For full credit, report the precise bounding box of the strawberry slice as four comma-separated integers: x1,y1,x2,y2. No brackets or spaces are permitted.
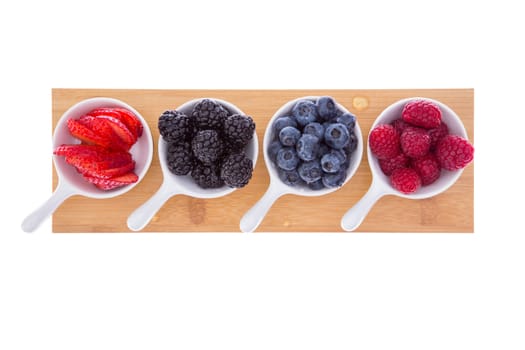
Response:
112,107,143,138
93,115,137,147
83,172,138,190
54,144,108,158
67,118,113,148
89,107,143,139
78,115,131,151
95,161,135,179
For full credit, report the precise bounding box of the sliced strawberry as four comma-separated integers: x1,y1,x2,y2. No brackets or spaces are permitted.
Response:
84,171,138,190
95,161,135,179
94,115,137,147
67,118,113,148
54,144,108,158
112,107,143,138
67,151,132,177
89,107,143,139
78,115,131,151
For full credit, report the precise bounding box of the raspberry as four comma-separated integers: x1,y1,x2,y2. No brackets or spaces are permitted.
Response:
369,124,400,159
391,118,409,134
378,153,410,176
428,122,449,150
436,135,474,170
400,127,431,158
402,100,442,129
411,153,441,185
390,168,421,194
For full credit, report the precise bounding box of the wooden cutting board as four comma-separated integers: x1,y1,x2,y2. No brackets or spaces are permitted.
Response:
52,89,474,233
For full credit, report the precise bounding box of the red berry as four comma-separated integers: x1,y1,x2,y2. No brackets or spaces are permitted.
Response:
67,118,112,148
436,135,474,170
83,172,138,190
400,127,431,158
391,118,409,134
369,124,400,159
390,168,421,194
94,115,137,147
378,153,410,176
54,144,108,158
402,100,442,129
412,153,441,185
78,115,131,151
88,107,143,139
428,122,449,150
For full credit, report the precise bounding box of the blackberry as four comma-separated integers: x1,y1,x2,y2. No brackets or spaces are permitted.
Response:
192,130,224,165
166,141,193,175
191,99,228,130
223,114,255,148
158,110,193,143
220,153,253,188
191,162,224,189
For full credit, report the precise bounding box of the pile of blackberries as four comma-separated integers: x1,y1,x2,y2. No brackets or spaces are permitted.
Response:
159,99,255,189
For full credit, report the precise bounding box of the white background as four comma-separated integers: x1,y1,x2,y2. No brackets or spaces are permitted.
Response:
1,1,524,349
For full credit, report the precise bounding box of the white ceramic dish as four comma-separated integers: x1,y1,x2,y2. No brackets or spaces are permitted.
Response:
240,96,363,233
21,97,153,233
127,98,258,231
340,97,469,232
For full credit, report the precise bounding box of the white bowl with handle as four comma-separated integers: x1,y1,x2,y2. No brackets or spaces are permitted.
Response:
340,97,469,232
21,97,153,233
240,96,363,233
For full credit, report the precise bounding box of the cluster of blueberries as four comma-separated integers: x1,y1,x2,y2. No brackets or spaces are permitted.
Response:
268,97,358,189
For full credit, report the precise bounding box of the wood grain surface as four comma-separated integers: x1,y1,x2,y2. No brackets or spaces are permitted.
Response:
51,89,474,233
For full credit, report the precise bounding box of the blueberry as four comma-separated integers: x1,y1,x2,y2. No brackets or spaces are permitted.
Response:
296,134,320,161
276,147,300,171
273,116,298,133
321,152,343,173
316,142,330,159
347,132,358,153
292,100,318,127
303,122,325,141
336,112,356,131
322,169,347,188
279,126,301,146
330,149,347,164
308,179,325,190
268,140,282,162
316,96,338,121
278,168,303,187
298,160,322,183
324,123,350,149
